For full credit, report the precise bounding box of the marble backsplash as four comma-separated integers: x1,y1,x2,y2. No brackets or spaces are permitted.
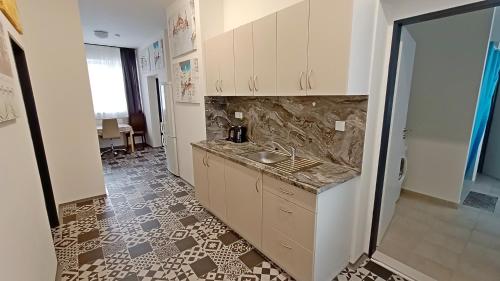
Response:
204,96,368,171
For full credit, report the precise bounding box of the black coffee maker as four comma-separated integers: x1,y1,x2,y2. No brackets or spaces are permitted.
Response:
227,126,247,143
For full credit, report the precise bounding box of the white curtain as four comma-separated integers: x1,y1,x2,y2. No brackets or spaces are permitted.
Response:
85,44,128,119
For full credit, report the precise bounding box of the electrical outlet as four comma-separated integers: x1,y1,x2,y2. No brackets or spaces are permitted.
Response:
235,112,243,119
335,121,346,132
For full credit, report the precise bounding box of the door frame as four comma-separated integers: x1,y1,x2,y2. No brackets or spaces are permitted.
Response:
369,0,500,256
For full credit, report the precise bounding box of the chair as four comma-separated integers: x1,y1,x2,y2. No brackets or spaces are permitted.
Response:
101,119,127,156
129,112,147,150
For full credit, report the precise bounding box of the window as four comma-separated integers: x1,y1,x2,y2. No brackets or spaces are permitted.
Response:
85,44,128,119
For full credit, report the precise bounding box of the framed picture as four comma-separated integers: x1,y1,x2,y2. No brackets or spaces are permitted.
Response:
0,20,18,123
167,0,197,58
138,47,150,73
173,58,199,103
0,0,22,34
149,40,164,71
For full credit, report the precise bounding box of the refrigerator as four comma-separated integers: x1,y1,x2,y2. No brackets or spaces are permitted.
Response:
159,82,180,176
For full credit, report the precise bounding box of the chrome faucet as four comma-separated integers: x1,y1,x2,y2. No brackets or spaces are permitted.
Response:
271,141,296,161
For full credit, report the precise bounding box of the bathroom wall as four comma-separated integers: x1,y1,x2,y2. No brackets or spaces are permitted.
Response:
205,96,368,170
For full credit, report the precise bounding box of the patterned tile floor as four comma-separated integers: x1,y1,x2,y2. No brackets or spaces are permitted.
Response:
334,260,407,281
52,147,401,281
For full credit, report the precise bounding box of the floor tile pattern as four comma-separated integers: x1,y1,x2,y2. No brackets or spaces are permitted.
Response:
334,260,407,281
52,147,400,281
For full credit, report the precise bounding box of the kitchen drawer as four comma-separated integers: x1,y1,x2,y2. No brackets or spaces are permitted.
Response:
263,225,313,281
263,175,316,212
263,190,315,251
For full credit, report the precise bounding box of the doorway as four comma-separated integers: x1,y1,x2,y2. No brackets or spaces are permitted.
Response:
370,2,500,280
11,38,59,228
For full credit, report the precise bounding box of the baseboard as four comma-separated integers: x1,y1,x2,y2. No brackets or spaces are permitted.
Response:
401,188,459,209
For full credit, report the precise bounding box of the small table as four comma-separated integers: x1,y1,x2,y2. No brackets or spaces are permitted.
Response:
97,124,135,153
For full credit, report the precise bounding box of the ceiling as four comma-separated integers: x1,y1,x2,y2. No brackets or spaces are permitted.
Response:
78,0,174,48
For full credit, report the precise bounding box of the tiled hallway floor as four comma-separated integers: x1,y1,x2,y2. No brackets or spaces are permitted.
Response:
53,147,400,281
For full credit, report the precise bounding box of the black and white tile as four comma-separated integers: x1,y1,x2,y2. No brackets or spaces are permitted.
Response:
52,147,402,281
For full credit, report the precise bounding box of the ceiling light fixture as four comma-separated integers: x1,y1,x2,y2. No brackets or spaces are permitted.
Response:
94,30,109,39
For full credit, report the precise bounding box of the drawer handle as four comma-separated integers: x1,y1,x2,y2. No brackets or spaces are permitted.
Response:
279,188,294,196
279,207,293,214
280,242,293,249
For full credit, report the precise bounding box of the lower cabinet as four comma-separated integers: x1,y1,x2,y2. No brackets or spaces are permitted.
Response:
192,147,358,281
225,160,263,248
192,147,209,208
207,153,227,221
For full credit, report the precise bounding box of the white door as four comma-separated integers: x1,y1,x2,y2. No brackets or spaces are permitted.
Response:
378,27,416,244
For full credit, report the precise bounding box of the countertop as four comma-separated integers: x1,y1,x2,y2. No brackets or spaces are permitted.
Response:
191,140,360,195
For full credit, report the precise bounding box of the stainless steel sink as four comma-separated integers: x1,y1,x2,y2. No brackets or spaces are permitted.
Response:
242,150,289,164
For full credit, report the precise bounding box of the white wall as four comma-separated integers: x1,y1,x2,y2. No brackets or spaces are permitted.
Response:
402,10,492,203
0,15,57,281
138,34,168,148
17,0,106,205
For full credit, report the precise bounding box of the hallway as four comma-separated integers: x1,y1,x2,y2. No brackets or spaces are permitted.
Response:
52,148,293,280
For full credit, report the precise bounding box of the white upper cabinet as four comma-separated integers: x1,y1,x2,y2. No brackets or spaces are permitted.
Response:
307,0,353,95
234,23,254,96
276,1,309,96
205,30,235,96
204,0,354,97
218,31,236,96
253,13,277,96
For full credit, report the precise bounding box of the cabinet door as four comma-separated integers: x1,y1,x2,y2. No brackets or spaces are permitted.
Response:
192,147,210,208
234,23,254,96
207,153,227,220
218,30,236,96
253,13,277,96
307,0,353,95
205,38,221,96
277,1,309,96
225,161,262,247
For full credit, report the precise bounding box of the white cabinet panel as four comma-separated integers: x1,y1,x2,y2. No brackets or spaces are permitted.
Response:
207,153,227,220
204,38,221,96
225,160,262,247
307,0,353,95
218,30,236,96
277,1,309,96
234,23,254,96
192,147,209,208
253,14,277,96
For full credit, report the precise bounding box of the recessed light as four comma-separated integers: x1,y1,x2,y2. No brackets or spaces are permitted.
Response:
94,30,109,39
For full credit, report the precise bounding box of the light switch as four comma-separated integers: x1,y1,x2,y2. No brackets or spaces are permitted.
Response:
335,121,346,132
235,112,243,119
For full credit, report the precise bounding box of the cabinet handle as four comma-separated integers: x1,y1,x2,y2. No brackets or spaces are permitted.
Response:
219,80,223,93
279,188,294,196
248,76,253,92
254,75,259,92
279,207,293,214
215,80,219,93
255,174,261,193
280,242,293,249
307,69,313,90
299,71,304,90
206,155,210,167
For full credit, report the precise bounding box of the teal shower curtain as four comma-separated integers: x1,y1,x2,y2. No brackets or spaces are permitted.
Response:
466,42,500,179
